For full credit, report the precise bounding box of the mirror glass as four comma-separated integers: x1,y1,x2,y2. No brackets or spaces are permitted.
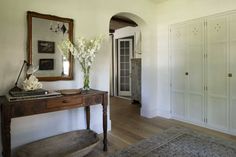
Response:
27,11,73,81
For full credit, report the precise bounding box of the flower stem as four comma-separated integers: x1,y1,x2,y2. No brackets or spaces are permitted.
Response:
83,67,90,90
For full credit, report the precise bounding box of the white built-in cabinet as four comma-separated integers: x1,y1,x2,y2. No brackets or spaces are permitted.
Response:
171,19,205,125
206,15,228,132
170,11,236,135
229,14,236,134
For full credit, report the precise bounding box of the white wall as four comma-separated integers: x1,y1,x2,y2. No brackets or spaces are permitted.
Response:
0,0,157,155
156,0,236,118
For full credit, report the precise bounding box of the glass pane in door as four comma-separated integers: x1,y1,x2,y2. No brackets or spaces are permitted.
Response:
120,41,130,92
118,38,132,96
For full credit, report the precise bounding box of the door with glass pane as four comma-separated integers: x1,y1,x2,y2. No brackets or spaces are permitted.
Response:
118,39,133,96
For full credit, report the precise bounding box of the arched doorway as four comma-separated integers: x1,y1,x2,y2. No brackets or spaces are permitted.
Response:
107,13,159,148
109,13,143,102
109,12,145,113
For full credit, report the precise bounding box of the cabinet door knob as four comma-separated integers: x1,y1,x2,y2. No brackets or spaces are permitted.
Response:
185,72,189,76
228,73,232,77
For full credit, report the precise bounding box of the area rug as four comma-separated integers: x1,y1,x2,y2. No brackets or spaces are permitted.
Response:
108,127,236,157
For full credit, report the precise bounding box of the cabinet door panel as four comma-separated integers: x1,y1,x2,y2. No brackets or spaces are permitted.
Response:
188,93,204,123
172,49,186,90
229,14,236,133
207,17,227,43
207,16,228,130
230,99,236,132
208,44,227,95
188,47,204,92
186,20,205,124
171,25,187,119
172,92,185,118
208,97,228,129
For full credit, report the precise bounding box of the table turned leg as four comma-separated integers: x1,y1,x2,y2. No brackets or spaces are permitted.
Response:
102,93,108,151
85,106,90,130
1,104,11,157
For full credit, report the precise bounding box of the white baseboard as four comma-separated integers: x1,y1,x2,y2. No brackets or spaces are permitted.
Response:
115,96,131,100
141,107,158,118
229,129,236,136
157,110,171,119
91,119,111,134
171,116,236,136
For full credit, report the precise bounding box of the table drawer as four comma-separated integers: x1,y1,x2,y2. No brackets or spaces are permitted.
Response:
12,100,47,117
84,94,103,106
47,96,83,109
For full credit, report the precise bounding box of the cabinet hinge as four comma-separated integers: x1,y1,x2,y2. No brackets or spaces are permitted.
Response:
206,86,208,91
204,54,208,58
170,83,172,87
170,29,171,32
204,21,208,26
206,118,208,123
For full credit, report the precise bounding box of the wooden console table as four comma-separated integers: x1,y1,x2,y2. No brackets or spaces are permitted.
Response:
0,89,108,157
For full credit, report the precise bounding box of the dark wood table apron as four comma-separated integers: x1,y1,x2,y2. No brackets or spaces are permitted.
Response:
0,89,108,157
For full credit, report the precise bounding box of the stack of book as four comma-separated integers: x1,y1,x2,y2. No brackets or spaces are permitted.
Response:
7,89,61,101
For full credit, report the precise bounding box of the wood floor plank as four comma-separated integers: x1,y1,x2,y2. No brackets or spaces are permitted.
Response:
86,96,236,157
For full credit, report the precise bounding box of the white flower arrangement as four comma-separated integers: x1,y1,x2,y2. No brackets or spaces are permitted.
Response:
58,35,103,70
58,35,103,90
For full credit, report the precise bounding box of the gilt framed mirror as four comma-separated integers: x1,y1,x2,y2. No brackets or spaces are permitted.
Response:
27,11,73,81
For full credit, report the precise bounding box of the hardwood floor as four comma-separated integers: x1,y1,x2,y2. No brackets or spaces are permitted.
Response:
86,96,236,157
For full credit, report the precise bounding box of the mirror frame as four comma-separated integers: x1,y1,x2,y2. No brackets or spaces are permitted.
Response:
27,11,74,81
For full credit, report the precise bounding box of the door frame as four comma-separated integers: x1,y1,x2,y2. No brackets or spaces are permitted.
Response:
117,38,133,96
114,36,134,97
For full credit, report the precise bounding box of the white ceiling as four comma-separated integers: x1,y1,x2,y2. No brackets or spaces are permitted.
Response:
150,0,168,4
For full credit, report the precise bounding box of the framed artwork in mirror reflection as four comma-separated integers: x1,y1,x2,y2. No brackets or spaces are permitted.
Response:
38,40,55,53
39,59,54,70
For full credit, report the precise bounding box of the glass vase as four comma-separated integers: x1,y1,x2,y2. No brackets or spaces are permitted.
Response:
83,68,90,90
